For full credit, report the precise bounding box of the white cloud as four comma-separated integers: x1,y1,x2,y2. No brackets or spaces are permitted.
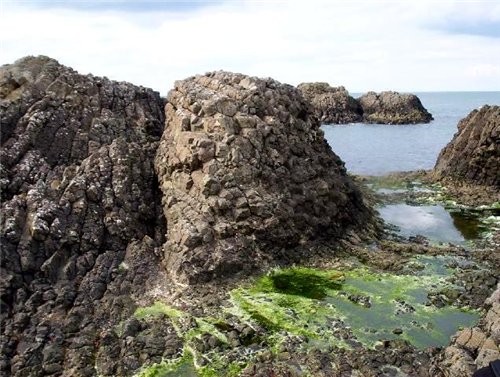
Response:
1,0,500,94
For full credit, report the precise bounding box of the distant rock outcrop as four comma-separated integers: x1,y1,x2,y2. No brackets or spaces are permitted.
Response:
297,82,362,124
155,72,376,284
434,105,500,188
358,91,433,124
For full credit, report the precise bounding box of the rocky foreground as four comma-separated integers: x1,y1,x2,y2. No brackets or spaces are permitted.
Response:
1,56,376,376
0,56,498,377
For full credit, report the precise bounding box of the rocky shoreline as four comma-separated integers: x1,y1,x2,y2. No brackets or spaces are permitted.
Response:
0,56,498,377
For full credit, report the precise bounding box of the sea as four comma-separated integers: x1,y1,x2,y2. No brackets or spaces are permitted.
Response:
322,92,500,176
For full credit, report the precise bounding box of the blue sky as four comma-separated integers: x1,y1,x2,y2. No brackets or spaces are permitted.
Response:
1,0,500,93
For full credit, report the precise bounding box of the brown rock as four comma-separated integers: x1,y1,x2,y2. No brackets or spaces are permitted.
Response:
297,82,362,124
434,105,500,188
155,71,376,284
358,91,433,124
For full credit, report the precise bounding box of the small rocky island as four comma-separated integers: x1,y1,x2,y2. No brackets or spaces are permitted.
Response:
297,82,363,124
0,56,498,377
358,91,433,124
297,83,433,125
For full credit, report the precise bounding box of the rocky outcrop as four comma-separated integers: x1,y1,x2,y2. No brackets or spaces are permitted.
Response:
1,57,378,376
358,91,433,124
0,56,172,376
155,71,376,284
297,82,362,124
434,105,500,188
433,283,500,376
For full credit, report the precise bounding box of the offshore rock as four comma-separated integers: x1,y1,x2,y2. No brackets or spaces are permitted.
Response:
297,82,362,124
155,71,376,284
434,105,500,188
358,91,433,124
0,56,170,376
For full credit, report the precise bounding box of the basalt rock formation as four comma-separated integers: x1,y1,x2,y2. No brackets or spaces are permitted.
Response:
155,72,376,284
297,82,363,124
1,57,377,376
0,56,176,377
358,91,433,124
434,105,500,188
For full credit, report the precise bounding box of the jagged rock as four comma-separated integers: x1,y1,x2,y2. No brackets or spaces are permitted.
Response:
0,56,169,376
434,105,500,188
297,82,362,124
433,283,500,375
155,71,376,284
358,91,433,124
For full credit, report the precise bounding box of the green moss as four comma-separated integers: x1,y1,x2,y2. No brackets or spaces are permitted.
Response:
134,301,183,320
253,267,344,299
134,353,195,377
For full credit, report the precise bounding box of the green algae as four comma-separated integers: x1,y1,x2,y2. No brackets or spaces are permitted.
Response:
232,262,479,350
252,267,344,299
133,256,481,376
134,353,196,377
134,301,183,320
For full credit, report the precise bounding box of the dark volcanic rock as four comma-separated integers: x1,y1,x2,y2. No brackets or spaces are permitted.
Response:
0,56,169,376
297,82,363,124
155,71,376,284
358,91,433,124
433,105,500,188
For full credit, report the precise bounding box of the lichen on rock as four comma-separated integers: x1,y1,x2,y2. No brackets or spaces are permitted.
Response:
155,71,376,284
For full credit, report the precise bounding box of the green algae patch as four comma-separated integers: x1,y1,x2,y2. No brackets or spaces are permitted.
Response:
134,301,183,320
253,267,344,299
134,353,196,377
230,259,480,350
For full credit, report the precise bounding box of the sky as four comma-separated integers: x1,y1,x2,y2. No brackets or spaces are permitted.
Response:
1,0,500,95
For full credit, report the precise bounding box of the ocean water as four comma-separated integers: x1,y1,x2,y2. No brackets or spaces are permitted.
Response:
322,92,500,176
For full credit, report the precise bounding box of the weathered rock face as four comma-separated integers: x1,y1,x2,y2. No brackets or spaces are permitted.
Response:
297,82,363,124
0,56,173,376
358,91,433,124
155,72,375,284
434,105,500,188
433,283,500,376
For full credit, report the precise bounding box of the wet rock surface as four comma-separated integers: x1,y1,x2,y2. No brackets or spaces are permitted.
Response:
434,105,500,188
433,284,500,377
297,82,362,124
0,56,169,376
155,71,376,284
358,91,433,124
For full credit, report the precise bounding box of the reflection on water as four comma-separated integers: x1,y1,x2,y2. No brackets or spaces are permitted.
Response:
378,204,482,243
449,211,482,240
